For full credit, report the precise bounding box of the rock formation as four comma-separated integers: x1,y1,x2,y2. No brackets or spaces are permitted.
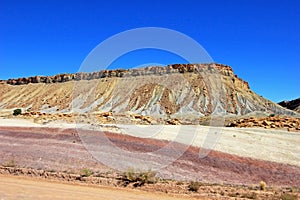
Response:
0,63,297,118
227,116,300,131
278,98,300,113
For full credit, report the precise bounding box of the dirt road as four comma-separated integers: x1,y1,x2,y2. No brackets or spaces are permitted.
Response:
0,175,196,200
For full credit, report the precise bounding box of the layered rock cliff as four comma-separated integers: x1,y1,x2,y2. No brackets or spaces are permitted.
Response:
279,98,300,113
4,63,247,88
0,63,297,118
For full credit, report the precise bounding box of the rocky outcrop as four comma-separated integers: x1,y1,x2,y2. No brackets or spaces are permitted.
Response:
227,116,300,131
0,63,297,118
3,63,249,90
279,98,300,113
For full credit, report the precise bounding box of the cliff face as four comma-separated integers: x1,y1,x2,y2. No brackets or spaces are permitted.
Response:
279,98,300,113
4,63,249,89
0,63,296,117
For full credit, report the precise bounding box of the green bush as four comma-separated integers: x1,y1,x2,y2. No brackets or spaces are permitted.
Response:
269,113,276,117
81,168,93,177
13,109,22,116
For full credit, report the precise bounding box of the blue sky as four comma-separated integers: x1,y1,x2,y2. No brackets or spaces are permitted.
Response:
0,0,299,102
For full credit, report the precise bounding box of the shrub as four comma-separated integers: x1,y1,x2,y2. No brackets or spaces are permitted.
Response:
122,168,157,186
176,181,184,185
188,181,201,192
280,193,297,200
269,113,275,117
241,192,257,199
259,181,267,190
13,109,22,116
81,168,93,177
3,159,16,167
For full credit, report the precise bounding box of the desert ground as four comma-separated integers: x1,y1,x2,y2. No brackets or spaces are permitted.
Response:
0,118,299,199
0,175,200,200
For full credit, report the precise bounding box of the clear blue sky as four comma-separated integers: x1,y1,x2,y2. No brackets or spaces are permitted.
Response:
1,0,299,102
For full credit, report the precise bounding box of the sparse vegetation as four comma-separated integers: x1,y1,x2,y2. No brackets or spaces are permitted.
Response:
240,192,257,199
280,193,298,200
176,181,184,185
81,168,93,177
122,168,157,186
188,181,201,192
228,192,239,197
0,165,298,199
3,159,17,167
13,108,22,116
259,181,267,190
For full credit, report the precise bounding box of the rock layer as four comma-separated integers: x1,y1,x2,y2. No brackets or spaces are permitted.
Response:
0,63,297,117
3,63,243,86
279,98,300,113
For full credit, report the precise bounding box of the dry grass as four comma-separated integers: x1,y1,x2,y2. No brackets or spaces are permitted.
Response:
188,181,202,192
259,181,267,191
280,193,298,200
122,168,157,187
3,159,17,167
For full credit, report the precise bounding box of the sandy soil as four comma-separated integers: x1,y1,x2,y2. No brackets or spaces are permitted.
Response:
1,118,299,167
0,175,198,200
0,118,300,199
0,118,41,127
0,125,299,186
119,125,300,166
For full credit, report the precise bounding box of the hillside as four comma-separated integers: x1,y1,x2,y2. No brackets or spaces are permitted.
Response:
279,98,300,113
0,63,297,119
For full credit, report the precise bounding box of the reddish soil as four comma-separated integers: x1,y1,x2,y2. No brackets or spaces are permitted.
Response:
0,126,299,187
